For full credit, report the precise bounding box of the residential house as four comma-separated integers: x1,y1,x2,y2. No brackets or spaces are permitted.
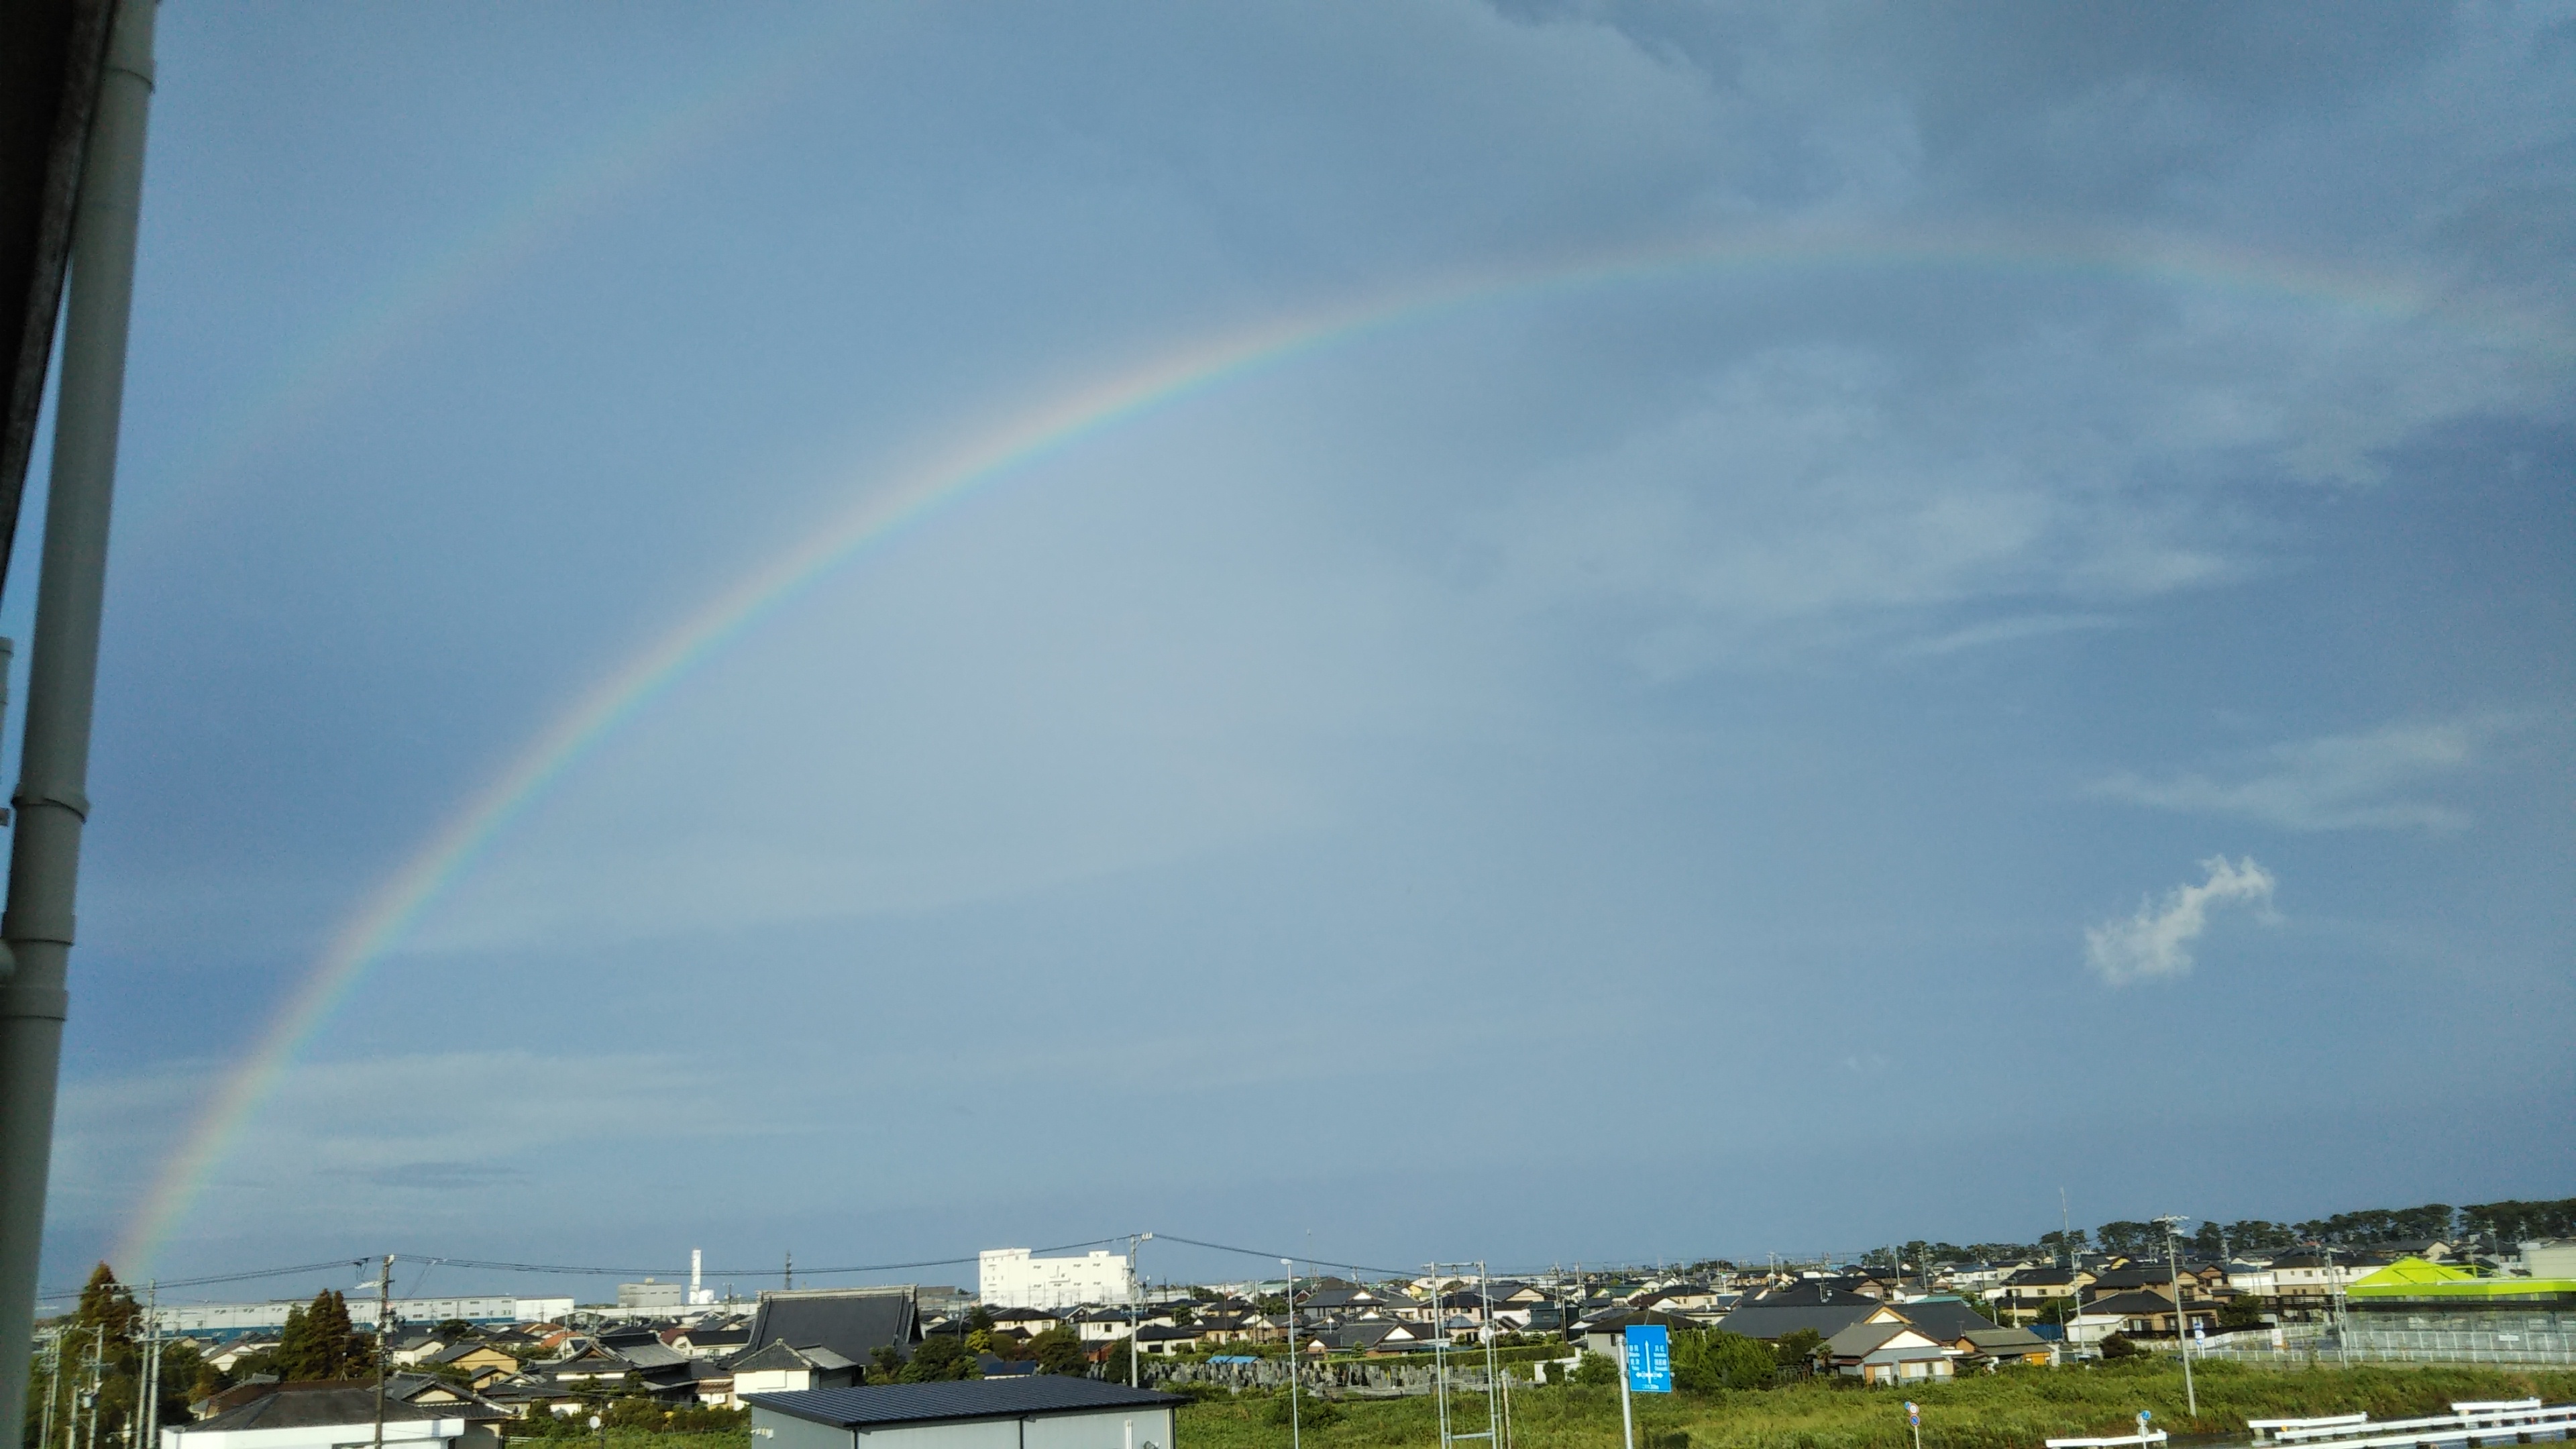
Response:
1886,1299,2002,1353
1984,1267,2091,1327
1070,1308,1148,1345
728,1340,861,1395
1631,1286,1725,1318
380,1373,511,1421
1575,1310,1697,1364
666,1324,750,1359
1132,1326,1202,1357
426,1342,522,1388
205,1340,280,1375
1713,1295,1905,1346
2269,1254,2366,1313
1958,1328,2053,1366
1818,1323,1953,1385
2225,1262,2277,1297
986,1307,1062,1337
2083,1291,2217,1340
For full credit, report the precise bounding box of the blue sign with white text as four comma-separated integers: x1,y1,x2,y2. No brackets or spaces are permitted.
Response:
1624,1324,1672,1393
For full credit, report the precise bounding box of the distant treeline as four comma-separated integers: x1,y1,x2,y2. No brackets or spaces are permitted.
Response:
1703,1197,2576,1272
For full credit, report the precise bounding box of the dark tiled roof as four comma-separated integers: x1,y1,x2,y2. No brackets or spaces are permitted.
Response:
2089,1291,2188,1315
750,1378,1182,1428
1713,1303,1886,1340
748,1289,916,1366
182,1387,443,1433
1889,1299,1999,1342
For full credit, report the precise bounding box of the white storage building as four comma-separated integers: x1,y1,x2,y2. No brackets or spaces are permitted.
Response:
750,1379,1180,1449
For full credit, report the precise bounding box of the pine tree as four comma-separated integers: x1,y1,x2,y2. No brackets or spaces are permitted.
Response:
277,1302,314,1378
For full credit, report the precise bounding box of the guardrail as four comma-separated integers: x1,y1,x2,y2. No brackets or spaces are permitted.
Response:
2269,1405,2576,1449
2045,1433,2167,1449
2252,1415,2369,1442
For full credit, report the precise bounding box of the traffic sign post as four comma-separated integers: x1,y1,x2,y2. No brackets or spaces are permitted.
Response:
1625,1326,1672,1394
1906,1401,1922,1449
1617,1326,1672,1449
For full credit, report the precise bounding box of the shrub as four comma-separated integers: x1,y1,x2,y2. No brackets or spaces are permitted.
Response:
2099,1334,2141,1360
1572,1352,1621,1387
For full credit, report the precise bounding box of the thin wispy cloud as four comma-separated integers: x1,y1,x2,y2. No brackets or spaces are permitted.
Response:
2092,717,2506,832
2086,856,2279,987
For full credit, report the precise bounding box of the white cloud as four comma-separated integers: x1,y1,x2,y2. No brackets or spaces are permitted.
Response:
2092,718,2505,832
2086,855,2278,987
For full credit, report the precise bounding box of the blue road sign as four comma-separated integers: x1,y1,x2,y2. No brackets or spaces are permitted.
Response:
1624,1324,1672,1394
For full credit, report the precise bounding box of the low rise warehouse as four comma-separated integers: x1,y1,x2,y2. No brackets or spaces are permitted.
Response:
750,1379,1183,1449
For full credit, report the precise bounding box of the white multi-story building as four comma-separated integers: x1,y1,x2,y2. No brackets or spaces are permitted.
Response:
979,1249,1134,1311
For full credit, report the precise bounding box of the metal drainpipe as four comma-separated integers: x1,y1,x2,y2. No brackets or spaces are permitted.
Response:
0,0,153,1432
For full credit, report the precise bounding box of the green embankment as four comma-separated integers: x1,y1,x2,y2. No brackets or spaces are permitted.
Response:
1172,1362,2576,1449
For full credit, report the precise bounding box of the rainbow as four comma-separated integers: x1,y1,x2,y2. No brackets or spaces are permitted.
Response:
119,14,857,541
111,223,2565,1272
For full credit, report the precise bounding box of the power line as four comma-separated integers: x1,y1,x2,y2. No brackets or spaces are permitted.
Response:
1148,1232,1417,1280
38,1236,1132,1302
37,1258,369,1301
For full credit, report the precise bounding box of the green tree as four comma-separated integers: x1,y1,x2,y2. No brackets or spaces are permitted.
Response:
1570,1352,1619,1387
965,1306,996,1335
277,1291,368,1379
2099,1333,2142,1360
1770,1328,1823,1372
1026,1328,1087,1377
898,1336,977,1383
2218,1296,2267,1331
2096,1222,2158,1258
601,1396,664,1430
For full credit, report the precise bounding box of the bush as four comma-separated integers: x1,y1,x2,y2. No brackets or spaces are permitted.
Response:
2099,1334,2142,1360
1572,1352,1620,1387
1265,1396,1341,1429
1672,1330,1778,1393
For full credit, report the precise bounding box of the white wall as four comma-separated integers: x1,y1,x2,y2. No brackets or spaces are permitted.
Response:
156,1297,573,1333
855,1421,1019,1449
1022,1409,1173,1449
979,1251,1135,1311
752,1408,850,1449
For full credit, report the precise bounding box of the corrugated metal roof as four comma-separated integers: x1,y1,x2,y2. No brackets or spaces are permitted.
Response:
749,1378,1183,1428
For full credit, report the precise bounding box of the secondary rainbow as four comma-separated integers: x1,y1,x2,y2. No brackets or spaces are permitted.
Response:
113,225,2557,1273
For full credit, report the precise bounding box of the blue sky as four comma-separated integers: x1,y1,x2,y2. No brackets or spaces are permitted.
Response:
21,0,2574,1302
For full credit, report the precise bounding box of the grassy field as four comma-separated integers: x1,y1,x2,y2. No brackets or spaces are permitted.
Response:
1171,1360,2576,1449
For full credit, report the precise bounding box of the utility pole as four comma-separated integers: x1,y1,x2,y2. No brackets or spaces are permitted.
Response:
1282,1259,1299,1449
80,1328,101,1449
0,0,154,1431
38,1328,61,1449
783,1252,792,1293
373,1254,392,1449
1126,1235,1150,1389
140,1281,159,1449
2153,1218,2194,1419
1616,1328,1635,1449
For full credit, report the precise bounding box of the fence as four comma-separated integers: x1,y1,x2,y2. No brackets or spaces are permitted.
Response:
2163,1316,2575,1369
1141,1356,1555,1399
